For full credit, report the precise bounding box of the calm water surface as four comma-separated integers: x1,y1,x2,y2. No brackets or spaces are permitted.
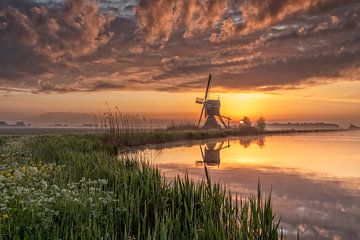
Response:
124,131,360,239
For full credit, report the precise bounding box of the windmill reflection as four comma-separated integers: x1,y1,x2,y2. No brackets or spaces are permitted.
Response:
196,141,231,167
195,137,265,167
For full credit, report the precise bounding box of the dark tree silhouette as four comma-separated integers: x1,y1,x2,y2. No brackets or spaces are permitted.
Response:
257,117,266,131
241,116,252,128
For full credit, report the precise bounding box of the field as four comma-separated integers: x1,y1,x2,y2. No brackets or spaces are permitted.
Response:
0,133,284,239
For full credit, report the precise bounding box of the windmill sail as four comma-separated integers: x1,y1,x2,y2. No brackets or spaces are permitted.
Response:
195,97,204,104
219,116,228,128
198,74,212,127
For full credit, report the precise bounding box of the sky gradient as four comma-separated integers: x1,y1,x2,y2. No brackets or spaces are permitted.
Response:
0,0,359,125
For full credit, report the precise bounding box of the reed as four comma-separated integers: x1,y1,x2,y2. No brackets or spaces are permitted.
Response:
0,135,284,239
166,120,198,131
96,106,164,138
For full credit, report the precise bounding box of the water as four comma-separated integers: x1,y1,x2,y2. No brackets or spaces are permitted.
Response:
124,131,360,239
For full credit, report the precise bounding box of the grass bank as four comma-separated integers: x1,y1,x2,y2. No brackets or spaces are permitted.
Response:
101,127,344,150
0,134,282,239
102,128,261,148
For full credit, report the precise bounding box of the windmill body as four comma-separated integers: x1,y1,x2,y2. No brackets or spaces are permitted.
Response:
203,99,221,129
196,75,231,129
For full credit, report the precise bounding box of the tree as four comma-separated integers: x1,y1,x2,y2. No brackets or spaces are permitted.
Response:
256,116,266,131
241,116,252,128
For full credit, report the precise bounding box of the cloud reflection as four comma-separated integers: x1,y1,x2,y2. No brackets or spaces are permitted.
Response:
135,135,360,239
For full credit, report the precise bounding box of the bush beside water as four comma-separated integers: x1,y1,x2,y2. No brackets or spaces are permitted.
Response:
0,135,282,239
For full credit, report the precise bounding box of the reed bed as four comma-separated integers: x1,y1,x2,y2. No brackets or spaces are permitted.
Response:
166,120,198,131
0,134,284,239
96,107,164,137
97,107,200,135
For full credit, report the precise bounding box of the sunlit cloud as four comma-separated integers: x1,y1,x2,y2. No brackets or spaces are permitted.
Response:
0,0,359,94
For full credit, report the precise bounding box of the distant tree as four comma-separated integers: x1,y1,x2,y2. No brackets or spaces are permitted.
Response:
349,124,360,130
256,117,266,131
241,116,252,128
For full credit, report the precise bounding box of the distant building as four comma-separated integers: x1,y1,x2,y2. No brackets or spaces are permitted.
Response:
15,121,26,126
0,121,8,126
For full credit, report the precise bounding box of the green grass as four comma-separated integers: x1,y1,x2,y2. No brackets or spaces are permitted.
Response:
0,134,282,239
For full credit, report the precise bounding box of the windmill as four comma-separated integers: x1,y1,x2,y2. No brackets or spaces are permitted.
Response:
196,74,231,129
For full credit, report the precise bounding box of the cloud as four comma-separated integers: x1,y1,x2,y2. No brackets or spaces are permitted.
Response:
33,75,127,93
134,0,228,46
211,0,359,42
0,0,114,62
134,0,358,44
0,0,359,93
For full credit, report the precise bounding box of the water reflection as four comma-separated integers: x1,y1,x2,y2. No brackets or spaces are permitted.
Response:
239,136,265,149
196,141,230,166
195,137,265,167
121,131,360,239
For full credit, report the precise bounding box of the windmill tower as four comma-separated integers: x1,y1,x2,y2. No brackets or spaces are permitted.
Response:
196,74,231,129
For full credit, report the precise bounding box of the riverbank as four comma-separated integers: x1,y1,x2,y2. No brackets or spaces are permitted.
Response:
0,126,348,151
100,127,348,150
0,134,282,239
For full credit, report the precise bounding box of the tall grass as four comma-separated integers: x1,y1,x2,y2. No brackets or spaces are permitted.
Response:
166,120,198,131
96,107,164,137
96,107,199,135
0,135,283,239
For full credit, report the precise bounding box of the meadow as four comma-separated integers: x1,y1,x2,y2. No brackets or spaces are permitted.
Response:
0,134,284,239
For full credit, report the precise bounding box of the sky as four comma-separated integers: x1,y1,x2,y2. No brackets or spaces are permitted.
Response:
0,0,359,125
